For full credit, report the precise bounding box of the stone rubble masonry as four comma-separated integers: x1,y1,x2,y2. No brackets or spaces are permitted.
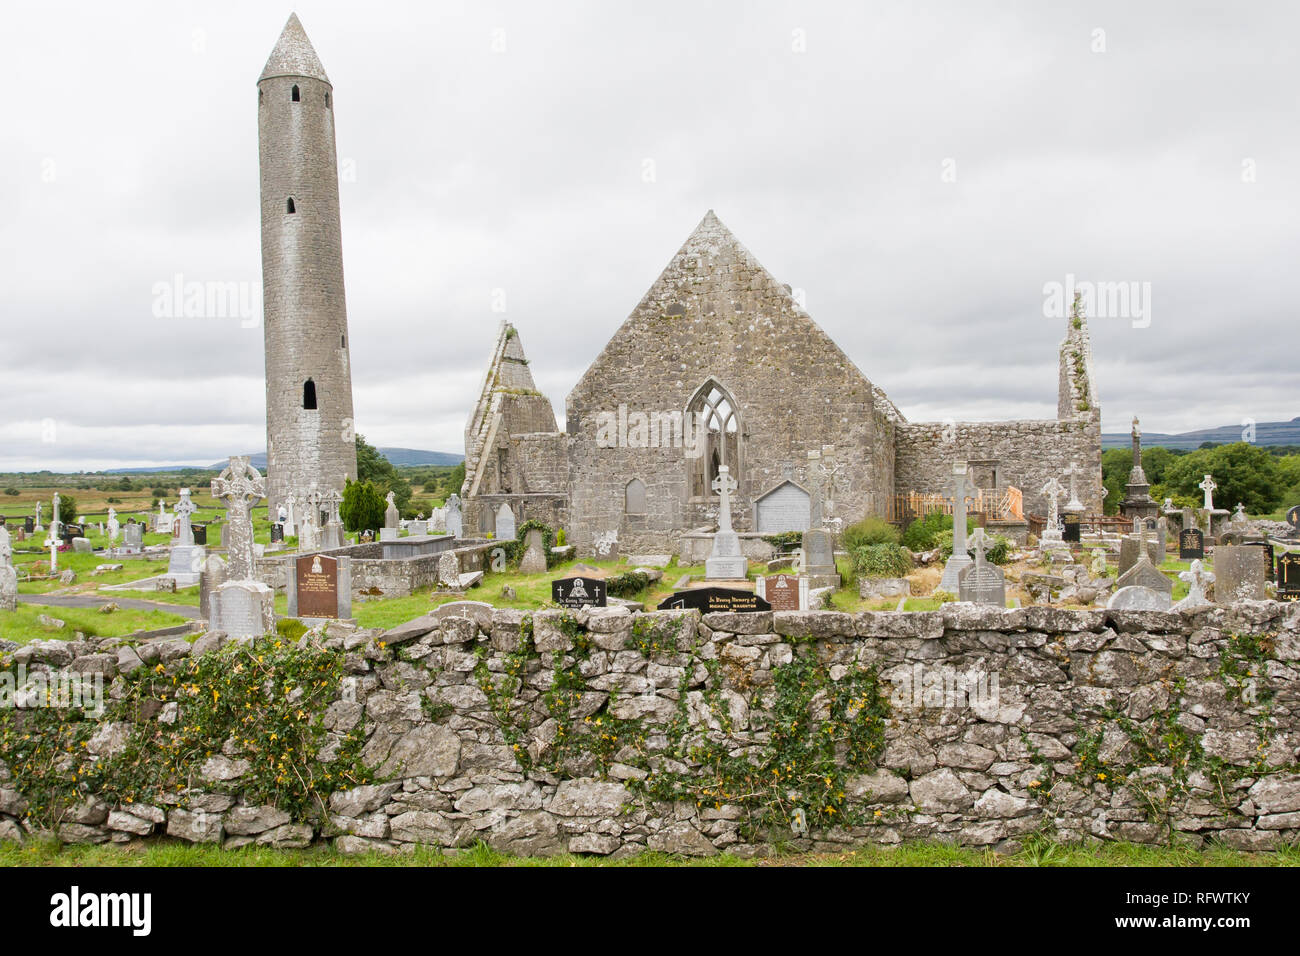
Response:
259,15,358,519
4,600,1299,857
465,210,1102,555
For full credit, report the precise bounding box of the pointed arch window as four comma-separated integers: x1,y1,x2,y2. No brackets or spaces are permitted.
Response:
303,379,317,410
687,380,740,498
286,197,296,214
291,84,300,102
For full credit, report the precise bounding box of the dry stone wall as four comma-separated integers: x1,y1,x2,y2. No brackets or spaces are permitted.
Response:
3,601,1298,857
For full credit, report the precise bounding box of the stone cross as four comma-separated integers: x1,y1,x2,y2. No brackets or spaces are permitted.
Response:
815,452,845,521
34,501,43,532
1130,416,1142,469
969,526,988,564
0,526,11,566
1063,462,1085,512
952,462,969,558
1198,474,1216,511
1233,502,1247,523
52,493,61,536
173,488,196,547
211,455,266,580
712,465,739,534
807,451,825,528
323,488,343,525
107,507,120,544
384,491,399,529
284,492,297,532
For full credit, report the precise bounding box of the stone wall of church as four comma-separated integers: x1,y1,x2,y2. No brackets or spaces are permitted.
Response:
893,418,1104,517
562,212,893,556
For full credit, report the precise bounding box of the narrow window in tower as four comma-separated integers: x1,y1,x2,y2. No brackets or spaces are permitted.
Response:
286,197,296,214
340,335,346,348
291,84,300,102
259,89,264,105
325,91,332,108
303,379,317,410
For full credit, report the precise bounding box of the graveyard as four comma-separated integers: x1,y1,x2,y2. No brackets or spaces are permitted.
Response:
2,8,1299,882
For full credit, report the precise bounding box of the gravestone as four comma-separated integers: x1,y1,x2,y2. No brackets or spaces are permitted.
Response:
754,480,811,534
437,550,461,588
409,519,428,537
939,463,974,589
122,521,144,553
1038,474,1067,547
551,576,607,608
756,572,806,610
1214,545,1267,602
200,554,227,621
106,508,119,544
957,528,1006,606
1062,512,1082,543
192,524,208,545
624,479,647,517
287,552,352,620
657,587,771,612
72,537,93,554
1244,540,1274,578
299,510,320,550
24,516,33,534
1287,505,1300,537
210,455,265,580
284,493,298,536
1149,517,1168,556
495,503,516,542
209,580,275,639
1278,552,1300,602
706,465,748,580
1173,559,1213,612
519,528,548,574
1115,527,1173,596
1178,528,1205,560
270,523,284,544
1119,536,1162,576
0,527,16,612
1108,585,1172,611
382,492,400,540
430,506,446,534
445,494,462,538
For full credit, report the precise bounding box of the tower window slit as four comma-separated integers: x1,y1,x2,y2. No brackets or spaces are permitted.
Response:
291,84,300,102
286,197,296,214
303,379,317,410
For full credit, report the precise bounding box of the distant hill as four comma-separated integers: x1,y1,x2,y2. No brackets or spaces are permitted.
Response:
1102,417,1300,450
100,448,462,475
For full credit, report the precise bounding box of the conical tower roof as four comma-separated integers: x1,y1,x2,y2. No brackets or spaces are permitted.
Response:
259,13,331,84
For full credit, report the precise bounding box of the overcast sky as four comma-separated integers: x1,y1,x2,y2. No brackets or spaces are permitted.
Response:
2,0,1296,472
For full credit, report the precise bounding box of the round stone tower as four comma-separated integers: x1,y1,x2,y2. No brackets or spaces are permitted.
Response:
257,13,357,518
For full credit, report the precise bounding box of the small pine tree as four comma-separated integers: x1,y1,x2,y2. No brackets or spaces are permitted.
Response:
340,479,385,532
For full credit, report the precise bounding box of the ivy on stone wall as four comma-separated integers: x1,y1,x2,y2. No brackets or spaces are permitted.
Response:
0,637,372,831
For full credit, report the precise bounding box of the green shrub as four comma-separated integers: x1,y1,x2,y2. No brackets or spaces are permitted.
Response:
3,488,18,496
762,531,803,552
841,516,900,551
901,511,975,551
556,528,566,547
606,570,650,598
852,543,912,579
54,494,77,526
340,478,385,532
938,531,1011,564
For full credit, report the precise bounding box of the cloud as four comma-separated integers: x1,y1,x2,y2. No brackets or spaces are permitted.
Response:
2,0,1296,471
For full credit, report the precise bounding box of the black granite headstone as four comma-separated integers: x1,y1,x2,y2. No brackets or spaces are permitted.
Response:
1278,552,1300,602
269,523,284,544
193,524,208,545
552,576,607,608
1178,528,1205,560
656,587,772,613
1288,505,1300,534
24,516,33,533
1062,512,1081,543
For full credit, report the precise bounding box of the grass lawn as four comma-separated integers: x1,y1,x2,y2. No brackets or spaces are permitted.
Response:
0,837,1294,867
0,603,192,644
